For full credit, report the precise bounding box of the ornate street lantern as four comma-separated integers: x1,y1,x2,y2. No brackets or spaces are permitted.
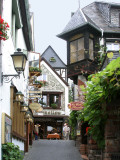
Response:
15,91,24,102
21,102,29,112
11,48,27,74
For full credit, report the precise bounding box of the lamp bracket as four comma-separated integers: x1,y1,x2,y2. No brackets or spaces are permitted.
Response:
1,72,20,83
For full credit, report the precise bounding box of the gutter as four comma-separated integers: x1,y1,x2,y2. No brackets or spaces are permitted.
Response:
57,22,101,38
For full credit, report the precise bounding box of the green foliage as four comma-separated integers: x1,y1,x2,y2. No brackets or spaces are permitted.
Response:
34,80,47,86
69,89,73,102
51,103,57,109
79,57,120,149
29,67,42,72
95,44,107,68
69,111,78,139
2,143,24,160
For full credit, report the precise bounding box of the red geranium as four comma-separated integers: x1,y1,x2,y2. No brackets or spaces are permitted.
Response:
86,127,91,134
0,15,9,41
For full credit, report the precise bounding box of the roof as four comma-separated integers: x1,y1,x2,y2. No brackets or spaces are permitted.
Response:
19,0,33,51
41,46,67,68
58,1,120,39
82,2,120,34
41,58,69,86
62,9,87,34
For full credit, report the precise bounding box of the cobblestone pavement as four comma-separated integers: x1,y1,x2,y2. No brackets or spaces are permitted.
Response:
24,140,83,160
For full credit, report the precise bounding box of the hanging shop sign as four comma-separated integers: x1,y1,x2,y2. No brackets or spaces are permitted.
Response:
29,103,43,111
68,101,84,110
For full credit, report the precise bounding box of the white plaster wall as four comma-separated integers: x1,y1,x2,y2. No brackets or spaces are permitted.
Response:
12,138,24,151
0,0,29,158
41,61,70,116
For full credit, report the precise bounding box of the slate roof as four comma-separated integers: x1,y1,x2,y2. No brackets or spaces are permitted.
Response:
58,1,120,38
41,46,66,68
82,2,120,33
41,58,68,86
62,9,87,34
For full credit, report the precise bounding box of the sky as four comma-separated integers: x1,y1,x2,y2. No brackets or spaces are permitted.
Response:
29,0,120,63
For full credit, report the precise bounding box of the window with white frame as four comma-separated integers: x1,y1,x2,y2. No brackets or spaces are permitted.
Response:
106,42,120,51
37,74,47,81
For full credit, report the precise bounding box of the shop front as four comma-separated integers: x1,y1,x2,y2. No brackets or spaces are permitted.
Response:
34,115,68,139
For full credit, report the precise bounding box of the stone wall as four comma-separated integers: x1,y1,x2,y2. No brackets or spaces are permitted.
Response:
104,101,120,160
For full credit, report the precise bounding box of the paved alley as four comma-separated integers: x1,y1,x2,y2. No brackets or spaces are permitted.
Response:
24,140,83,160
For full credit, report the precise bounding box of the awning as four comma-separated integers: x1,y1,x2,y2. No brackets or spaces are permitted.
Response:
68,101,84,111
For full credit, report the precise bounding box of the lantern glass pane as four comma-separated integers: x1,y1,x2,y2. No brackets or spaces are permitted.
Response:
21,106,28,112
12,56,23,71
23,57,27,70
16,94,24,102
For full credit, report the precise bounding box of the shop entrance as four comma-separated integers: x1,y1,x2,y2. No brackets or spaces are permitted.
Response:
34,117,65,139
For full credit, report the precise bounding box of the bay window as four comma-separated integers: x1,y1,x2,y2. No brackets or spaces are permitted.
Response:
70,37,84,64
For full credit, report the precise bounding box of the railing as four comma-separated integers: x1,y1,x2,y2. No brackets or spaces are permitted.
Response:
67,59,98,78
111,154,120,160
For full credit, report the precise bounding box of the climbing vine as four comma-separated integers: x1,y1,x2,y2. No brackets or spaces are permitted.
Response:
69,111,78,139
78,57,120,148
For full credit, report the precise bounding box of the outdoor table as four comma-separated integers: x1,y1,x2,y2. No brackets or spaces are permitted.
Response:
47,133,60,139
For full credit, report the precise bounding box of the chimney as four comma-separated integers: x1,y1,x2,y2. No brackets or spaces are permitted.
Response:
71,12,75,17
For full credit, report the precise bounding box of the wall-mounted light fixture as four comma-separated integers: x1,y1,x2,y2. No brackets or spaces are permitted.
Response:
20,102,29,112
1,48,27,83
27,117,33,123
24,110,32,119
15,91,24,103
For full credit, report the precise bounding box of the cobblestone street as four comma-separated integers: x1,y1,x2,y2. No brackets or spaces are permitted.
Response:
24,140,83,160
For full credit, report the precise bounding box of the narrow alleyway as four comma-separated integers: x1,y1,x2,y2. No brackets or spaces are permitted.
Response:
24,140,83,160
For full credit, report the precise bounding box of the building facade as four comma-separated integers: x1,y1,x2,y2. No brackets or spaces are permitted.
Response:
29,45,70,139
0,0,34,158
58,1,120,159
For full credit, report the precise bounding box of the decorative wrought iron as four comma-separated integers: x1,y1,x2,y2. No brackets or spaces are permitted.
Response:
1,72,20,83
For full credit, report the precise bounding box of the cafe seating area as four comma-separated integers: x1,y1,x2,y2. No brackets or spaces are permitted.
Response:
47,133,60,140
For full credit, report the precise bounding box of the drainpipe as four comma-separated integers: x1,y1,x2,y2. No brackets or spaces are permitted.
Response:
100,28,104,46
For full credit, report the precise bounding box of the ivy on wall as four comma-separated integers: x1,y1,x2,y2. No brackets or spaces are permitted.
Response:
79,57,120,148
69,111,78,139
69,57,120,148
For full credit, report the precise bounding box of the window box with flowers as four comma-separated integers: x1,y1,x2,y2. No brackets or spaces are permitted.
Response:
33,80,47,88
0,16,9,41
29,67,42,77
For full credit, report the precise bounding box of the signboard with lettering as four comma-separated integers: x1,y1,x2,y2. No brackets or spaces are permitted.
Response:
68,101,84,110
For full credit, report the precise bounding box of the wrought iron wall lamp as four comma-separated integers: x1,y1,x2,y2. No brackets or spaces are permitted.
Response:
1,48,27,83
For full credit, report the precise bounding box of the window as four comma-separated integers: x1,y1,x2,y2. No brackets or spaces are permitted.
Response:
89,38,94,60
37,74,47,81
119,13,120,27
41,93,61,109
49,57,56,62
106,42,120,51
42,95,47,107
70,37,84,64
49,94,59,107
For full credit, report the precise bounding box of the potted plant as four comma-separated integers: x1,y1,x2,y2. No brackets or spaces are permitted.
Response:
51,103,57,109
34,80,47,86
0,16,9,41
29,67,42,73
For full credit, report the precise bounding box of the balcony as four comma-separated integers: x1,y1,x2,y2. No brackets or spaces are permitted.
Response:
67,59,98,80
